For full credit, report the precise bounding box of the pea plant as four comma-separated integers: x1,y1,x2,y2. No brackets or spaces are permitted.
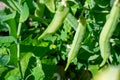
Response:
0,0,120,80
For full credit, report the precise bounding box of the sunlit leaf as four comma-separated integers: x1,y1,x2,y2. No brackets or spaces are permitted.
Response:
5,52,32,79
0,36,17,48
0,11,16,22
0,47,10,66
45,0,55,13
19,2,29,22
31,57,45,80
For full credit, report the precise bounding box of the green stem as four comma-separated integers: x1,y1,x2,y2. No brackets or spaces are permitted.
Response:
17,22,23,79
18,58,23,79
17,43,20,61
17,23,22,38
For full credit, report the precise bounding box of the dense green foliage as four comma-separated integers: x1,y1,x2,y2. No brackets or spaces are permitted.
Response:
0,0,120,80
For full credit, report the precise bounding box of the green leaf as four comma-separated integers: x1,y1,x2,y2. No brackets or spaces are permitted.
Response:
7,19,17,38
20,52,32,76
31,57,45,80
0,10,17,38
88,65,99,76
0,54,10,66
25,0,35,14
42,35,57,43
6,76,20,80
65,13,78,30
41,58,56,80
0,36,17,45
60,30,68,41
9,44,17,66
0,47,10,66
35,0,45,18
5,52,32,79
45,0,55,13
5,68,21,80
32,66,45,80
0,11,16,22
19,2,29,22
0,66,8,76
7,0,20,12
117,55,120,63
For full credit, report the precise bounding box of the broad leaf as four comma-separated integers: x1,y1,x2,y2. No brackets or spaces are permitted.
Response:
0,36,17,45
0,47,10,66
5,52,32,79
31,57,45,80
45,0,55,13
0,11,16,22
19,2,29,22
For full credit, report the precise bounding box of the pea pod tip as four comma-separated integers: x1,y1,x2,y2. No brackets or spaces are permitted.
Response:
64,61,70,71
100,59,107,67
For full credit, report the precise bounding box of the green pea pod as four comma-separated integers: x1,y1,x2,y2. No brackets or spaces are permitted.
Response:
65,17,86,71
99,0,120,67
38,1,69,40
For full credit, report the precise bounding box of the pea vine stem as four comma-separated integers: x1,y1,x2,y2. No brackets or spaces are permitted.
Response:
17,22,23,79
17,22,22,39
